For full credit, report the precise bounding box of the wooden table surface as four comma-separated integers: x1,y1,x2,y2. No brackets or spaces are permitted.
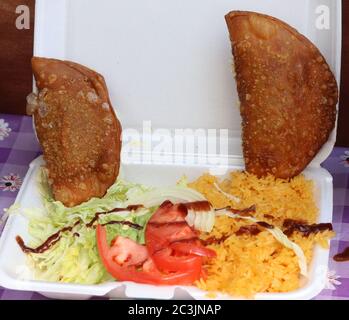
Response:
0,0,348,146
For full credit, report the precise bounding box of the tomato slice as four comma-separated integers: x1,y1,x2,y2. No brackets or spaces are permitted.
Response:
152,247,202,273
170,242,216,258
96,225,200,285
145,201,211,277
146,223,198,255
149,201,187,224
108,236,149,267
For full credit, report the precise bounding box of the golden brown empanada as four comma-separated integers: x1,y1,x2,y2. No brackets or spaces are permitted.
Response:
28,57,122,207
225,11,338,179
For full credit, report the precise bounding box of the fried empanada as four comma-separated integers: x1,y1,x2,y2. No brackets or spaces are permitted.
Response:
225,11,338,179
28,57,122,207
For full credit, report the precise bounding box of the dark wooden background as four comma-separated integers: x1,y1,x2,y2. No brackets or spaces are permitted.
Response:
0,0,348,146
337,0,349,147
0,0,34,116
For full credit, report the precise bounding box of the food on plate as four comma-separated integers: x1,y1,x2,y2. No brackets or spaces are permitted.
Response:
15,168,333,297
96,224,203,285
11,11,337,299
189,172,334,297
27,57,122,207
225,11,338,179
96,201,216,285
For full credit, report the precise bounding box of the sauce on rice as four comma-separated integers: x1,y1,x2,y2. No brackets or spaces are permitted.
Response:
189,171,334,297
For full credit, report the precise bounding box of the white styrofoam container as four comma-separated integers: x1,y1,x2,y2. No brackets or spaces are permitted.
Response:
0,0,342,300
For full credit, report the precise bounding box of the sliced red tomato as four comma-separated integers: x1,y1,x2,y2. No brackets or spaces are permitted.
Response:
145,201,215,277
170,242,216,258
96,225,200,285
109,236,148,267
149,201,187,224
146,223,198,255
152,247,202,273
200,267,208,280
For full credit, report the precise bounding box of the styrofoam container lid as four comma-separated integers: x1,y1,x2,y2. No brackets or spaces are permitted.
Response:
33,0,342,168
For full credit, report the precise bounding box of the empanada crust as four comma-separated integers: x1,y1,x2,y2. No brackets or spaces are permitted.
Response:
31,57,122,207
225,11,338,178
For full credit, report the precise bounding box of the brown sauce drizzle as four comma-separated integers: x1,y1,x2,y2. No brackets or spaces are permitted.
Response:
282,219,333,237
126,204,144,211
202,235,229,246
17,204,144,254
85,205,144,228
333,248,349,262
184,201,212,211
283,219,308,227
257,221,274,229
236,224,261,236
85,212,107,228
16,220,81,254
176,203,189,218
102,220,142,230
215,205,256,217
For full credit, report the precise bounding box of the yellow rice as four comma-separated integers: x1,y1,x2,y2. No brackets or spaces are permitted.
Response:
189,172,334,298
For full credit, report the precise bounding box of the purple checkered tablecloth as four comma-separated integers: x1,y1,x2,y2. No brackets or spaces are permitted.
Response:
0,113,348,300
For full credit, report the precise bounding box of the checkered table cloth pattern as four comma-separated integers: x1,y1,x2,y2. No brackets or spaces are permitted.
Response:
0,113,348,300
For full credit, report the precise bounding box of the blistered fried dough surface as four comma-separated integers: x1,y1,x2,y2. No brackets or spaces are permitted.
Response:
31,57,122,207
225,11,338,179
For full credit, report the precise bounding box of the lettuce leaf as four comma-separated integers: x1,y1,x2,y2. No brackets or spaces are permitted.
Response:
16,168,206,284
16,169,154,284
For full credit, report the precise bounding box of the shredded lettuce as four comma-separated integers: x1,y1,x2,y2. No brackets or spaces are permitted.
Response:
14,169,156,284
213,182,241,203
16,168,207,284
126,185,206,208
28,222,109,284
25,208,154,284
176,175,189,188
37,168,151,227
102,208,154,245
14,166,309,286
